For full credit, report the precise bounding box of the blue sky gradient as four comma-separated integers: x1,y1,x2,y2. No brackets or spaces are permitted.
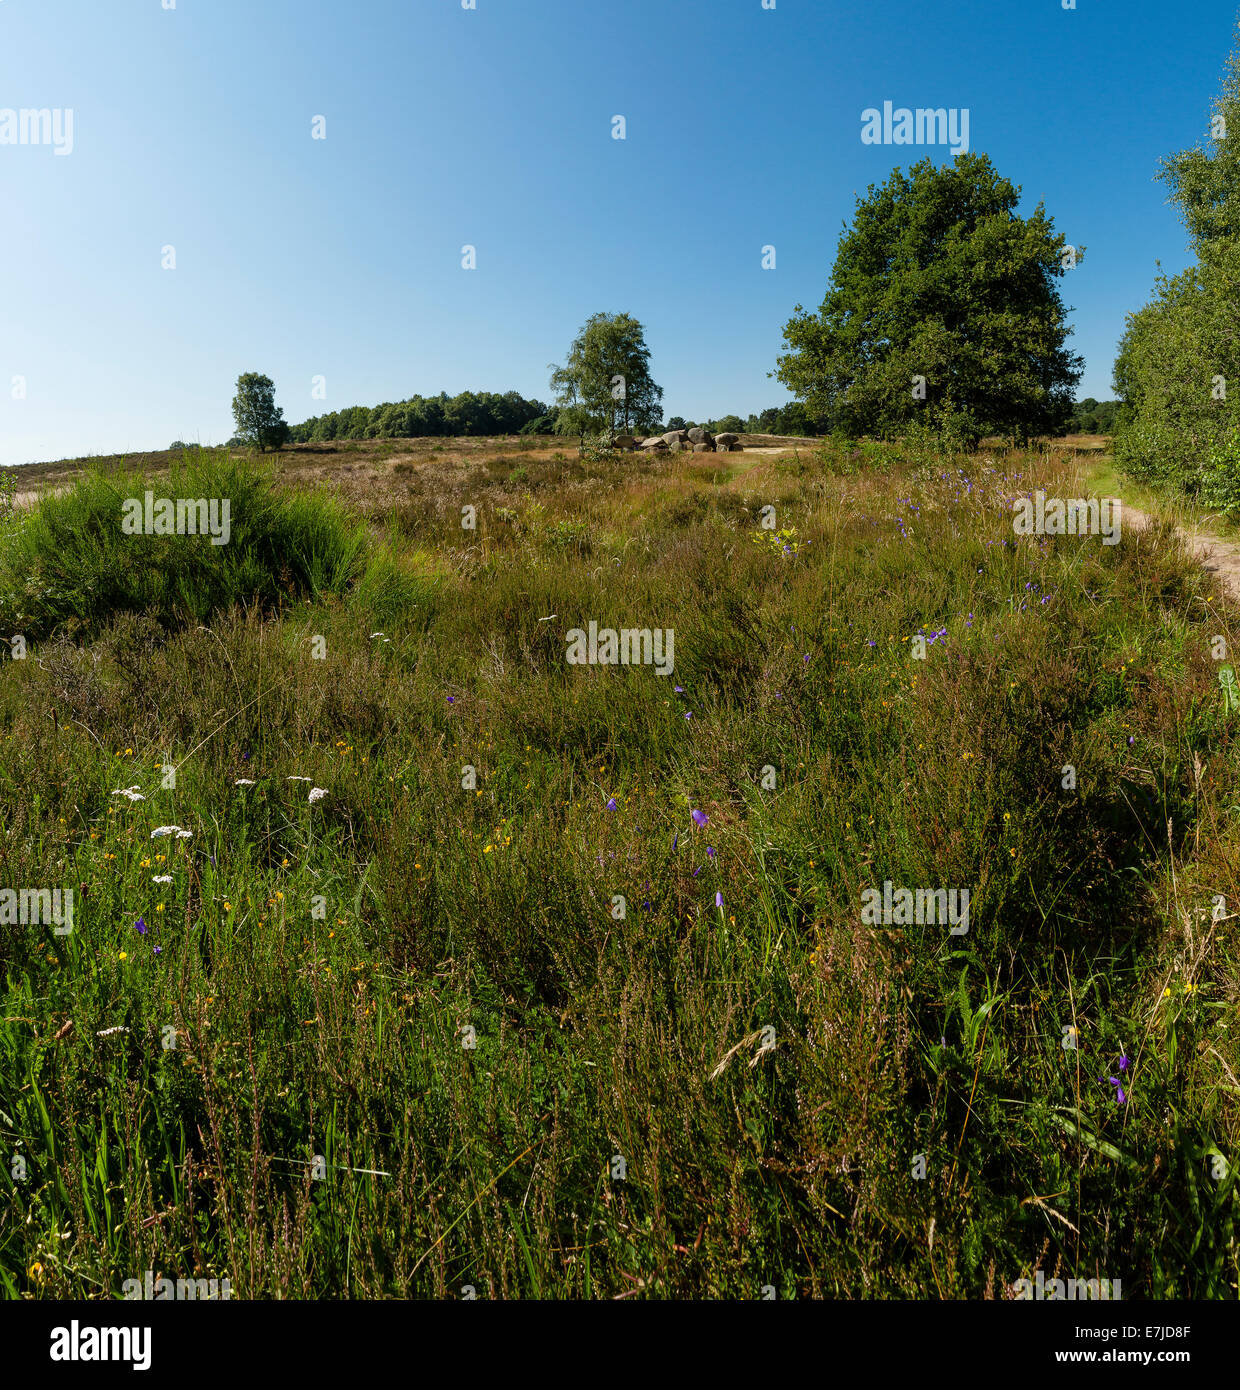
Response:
2,0,1237,464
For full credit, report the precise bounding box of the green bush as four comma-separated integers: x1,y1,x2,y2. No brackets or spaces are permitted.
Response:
1199,429,1240,513
0,451,367,642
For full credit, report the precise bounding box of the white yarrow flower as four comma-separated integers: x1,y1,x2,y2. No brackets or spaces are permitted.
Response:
235,778,256,786
287,776,312,782
111,787,146,802
150,826,180,838
308,787,328,803
175,829,193,839
152,874,173,883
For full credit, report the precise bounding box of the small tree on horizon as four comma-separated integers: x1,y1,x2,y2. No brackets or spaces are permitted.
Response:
549,312,664,438
232,373,289,452
710,414,745,434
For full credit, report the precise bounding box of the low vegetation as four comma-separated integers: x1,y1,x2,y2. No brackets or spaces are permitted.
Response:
1,437,1236,1298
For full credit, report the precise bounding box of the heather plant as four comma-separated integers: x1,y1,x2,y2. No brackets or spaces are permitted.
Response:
0,452,366,642
0,441,1236,1299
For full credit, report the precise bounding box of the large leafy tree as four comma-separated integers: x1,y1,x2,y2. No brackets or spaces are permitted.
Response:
549,312,663,436
1114,26,1240,505
231,373,289,452
775,153,1082,446
1157,34,1240,257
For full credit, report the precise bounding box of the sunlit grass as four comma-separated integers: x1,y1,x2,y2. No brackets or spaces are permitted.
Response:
0,439,1236,1298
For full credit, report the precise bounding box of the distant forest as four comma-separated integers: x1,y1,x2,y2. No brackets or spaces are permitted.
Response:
286,394,833,442
282,390,1120,443
1059,397,1121,435
287,390,550,442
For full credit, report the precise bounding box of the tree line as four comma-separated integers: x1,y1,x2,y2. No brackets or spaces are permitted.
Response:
287,389,551,443
225,367,833,452
1112,25,1240,509
231,121,1157,455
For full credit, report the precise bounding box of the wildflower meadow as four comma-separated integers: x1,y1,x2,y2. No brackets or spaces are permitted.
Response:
1,438,1236,1300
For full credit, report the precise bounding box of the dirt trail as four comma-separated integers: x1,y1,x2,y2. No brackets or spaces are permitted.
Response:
12,486,71,510
1125,504,1240,602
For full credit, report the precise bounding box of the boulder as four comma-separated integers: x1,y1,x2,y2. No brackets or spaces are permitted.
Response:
714,432,740,446
715,443,730,453
687,426,713,445
663,430,689,446
729,443,744,452
668,440,683,452
641,436,668,450
614,434,637,451
692,442,712,453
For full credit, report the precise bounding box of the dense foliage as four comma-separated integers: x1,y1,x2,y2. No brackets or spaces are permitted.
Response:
665,405,828,437
776,153,1082,447
1057,398,1121,436
232,373,290,453
549,312,664,436
289,389,550,443
1114,29,1240,510
0,454,365,643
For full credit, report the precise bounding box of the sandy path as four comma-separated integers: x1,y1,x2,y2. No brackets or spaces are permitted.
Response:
1125,504,1240,602
11,486,72,510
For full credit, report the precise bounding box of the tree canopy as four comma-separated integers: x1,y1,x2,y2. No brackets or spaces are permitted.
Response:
231,373,289,452
1113,25,1240,508
288,389,548,443
549,312,663,436
774,153,1082,447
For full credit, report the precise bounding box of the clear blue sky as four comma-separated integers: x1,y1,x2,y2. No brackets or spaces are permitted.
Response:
2,0,1237,466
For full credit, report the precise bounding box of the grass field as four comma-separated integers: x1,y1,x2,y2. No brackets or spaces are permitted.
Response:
1,435,1237,1299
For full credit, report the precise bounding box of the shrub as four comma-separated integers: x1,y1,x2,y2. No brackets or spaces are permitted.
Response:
0,451,366,642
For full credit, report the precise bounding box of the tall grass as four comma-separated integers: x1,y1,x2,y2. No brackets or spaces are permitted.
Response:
0,452,366,642
0,442,1236,1298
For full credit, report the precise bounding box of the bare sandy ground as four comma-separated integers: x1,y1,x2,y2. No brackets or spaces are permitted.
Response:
11,488,72,510
1124,504,1240,602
